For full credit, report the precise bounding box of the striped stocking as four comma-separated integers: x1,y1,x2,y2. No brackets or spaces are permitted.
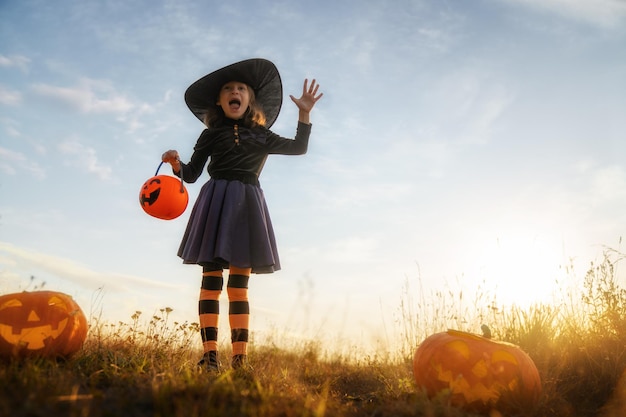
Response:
227,266,251,360
199,267,223,356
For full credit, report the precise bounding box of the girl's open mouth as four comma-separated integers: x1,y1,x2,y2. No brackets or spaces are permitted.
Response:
229,99,241,110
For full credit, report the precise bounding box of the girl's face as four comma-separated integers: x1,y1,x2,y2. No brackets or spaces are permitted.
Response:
216,81,251,120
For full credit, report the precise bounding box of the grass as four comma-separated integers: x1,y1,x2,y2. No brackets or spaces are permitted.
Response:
2,248,626,416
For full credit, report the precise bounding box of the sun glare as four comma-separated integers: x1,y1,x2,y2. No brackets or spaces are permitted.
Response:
464,231,566,308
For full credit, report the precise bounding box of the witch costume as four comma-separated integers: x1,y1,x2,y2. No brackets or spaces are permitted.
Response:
175,58,311,274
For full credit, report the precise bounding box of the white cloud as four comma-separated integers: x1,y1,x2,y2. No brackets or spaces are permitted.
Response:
1,118,22,138
0,146,45,179
0,54,30,72
117,101,157,134
0,85,22,106
29,78,168,135
31,78,135,114
0,241,179,293
57,138,112,180
419,69,515,148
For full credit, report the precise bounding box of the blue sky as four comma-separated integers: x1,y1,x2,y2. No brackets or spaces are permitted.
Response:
1,0,626,353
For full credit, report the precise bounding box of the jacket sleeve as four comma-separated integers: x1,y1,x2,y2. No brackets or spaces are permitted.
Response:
176,129,212,183
265,122,311,155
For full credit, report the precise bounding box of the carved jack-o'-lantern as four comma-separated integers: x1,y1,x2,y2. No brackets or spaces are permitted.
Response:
0,291,88,359
139,162,188,220
413,329,541,412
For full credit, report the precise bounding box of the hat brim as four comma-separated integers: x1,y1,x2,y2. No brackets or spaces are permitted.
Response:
184,58,283,128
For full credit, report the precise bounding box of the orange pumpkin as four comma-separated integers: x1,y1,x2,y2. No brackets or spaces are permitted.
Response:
139,164,188,220
0,291,88,359
413,329,541,412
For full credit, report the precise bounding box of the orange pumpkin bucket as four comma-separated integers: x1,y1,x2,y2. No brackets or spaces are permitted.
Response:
139,162,189,220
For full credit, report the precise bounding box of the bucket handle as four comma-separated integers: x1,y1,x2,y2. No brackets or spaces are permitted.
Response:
155,161,185,193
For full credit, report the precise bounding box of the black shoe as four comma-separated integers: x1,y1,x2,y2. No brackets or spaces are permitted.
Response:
198,351,220,372
231,354,251,370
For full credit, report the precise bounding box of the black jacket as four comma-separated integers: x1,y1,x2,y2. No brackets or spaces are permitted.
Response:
178,119,311,186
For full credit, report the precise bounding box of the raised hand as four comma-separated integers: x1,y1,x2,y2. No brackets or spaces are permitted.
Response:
290,79,323,123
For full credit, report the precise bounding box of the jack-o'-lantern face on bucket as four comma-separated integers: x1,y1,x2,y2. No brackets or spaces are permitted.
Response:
139,175,189,220
140,178,162,206
0,291,88,358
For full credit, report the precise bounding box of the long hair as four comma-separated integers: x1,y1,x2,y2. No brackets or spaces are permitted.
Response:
203,85,267,128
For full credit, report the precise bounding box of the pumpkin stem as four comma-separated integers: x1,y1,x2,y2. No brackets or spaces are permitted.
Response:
481,324,492,339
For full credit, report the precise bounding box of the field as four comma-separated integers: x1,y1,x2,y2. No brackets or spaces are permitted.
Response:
2,249,626,417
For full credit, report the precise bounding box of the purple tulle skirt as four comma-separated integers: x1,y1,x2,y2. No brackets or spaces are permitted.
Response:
178,179,280,273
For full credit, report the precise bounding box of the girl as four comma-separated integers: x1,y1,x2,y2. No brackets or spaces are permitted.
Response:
162,59,322,371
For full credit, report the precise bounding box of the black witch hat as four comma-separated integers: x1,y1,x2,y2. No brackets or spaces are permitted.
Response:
184,58,283,128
